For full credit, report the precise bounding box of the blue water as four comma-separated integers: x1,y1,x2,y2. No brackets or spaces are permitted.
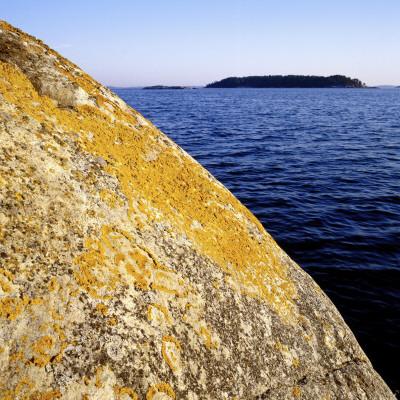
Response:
113,87,400,392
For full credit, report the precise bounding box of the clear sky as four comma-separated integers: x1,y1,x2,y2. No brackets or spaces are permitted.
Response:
2,0,400,86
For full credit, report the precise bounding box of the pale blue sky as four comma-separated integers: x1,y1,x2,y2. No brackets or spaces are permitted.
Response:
2,1,400,86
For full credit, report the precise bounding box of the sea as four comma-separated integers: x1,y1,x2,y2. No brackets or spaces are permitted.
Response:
113,87,400,393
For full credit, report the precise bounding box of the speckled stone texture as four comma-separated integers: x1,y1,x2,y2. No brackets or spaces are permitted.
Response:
0,21,395,399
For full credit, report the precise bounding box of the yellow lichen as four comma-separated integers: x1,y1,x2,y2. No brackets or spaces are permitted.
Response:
97,303,108,315
0,278,11,293
146,383,175,400
53,323,67,341
162,335,182,371
48,278,57,293
73,237,121,299
31,336,55,365
114,253,126,266
100,190,124,209
292,385,302,398
0,296,43,320
52,341,68,364
95,366,104,388
196,325,219,349
14,375,35,395
114,385,138,400
15,192,23,201
32,356,47,367
9,350,24,363
148,303,171,326
39,390,62,400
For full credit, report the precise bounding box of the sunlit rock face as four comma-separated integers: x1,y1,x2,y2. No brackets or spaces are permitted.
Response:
0,21,395,399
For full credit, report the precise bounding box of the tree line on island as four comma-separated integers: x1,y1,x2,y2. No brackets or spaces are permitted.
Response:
206,75,366,88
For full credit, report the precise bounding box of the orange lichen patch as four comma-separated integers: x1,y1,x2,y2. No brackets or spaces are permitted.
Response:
97,303,108,316
114,253,126,266
39,390,62,400
95,366,104,388
9,350,24,363
0,375,36,399
48,277,57,292
196,325,219,350
53,323,67,341
101,225,134,253
162,335,182,371
124,243,177,292
31,336,55,365
52,341,68,364
276,340,289,354
50,308,64,321
73,238,122,299
182,301,220,350
100,190,124,209
107,317,117,326
0,268,15,292
148,303,170,326
292,385,302,398
0,278,11,293
185,303,197,312
125,262,150,291
133,215,145,230
114,385,138,400
0,296,43,320
146,383,175,400
31,356,47,367
128,249,148,271
0,267,14,291
15,191,23,201
150,269,190,298
15,375,36,395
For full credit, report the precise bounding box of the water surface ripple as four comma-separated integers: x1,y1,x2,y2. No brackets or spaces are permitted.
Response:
114,87,400,392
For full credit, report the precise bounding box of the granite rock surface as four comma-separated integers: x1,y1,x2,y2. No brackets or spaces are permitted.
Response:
0,21,395,399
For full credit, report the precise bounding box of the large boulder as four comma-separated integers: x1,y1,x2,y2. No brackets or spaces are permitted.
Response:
0,21,395,399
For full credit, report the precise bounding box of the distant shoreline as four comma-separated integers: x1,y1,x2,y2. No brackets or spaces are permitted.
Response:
206,75,366,89
143,85,197,90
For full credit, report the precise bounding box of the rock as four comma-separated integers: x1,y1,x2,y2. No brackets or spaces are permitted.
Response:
0,20,395,399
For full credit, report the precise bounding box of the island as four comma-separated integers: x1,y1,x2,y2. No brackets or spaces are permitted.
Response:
143,85,196,90
206,75,366,88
